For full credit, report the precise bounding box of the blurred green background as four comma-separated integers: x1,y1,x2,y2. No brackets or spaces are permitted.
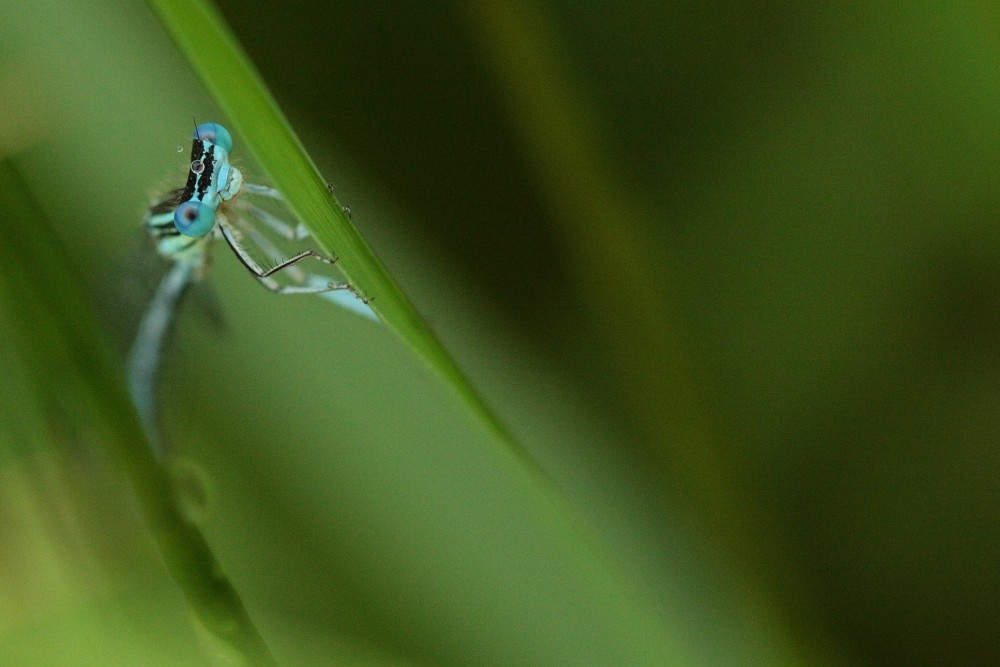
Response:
2,0,999,665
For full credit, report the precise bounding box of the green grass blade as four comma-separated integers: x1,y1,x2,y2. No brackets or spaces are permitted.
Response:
145,0,528,460
0,159,277,667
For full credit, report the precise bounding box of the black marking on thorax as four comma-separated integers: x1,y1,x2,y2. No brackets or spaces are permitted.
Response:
180,141,216,203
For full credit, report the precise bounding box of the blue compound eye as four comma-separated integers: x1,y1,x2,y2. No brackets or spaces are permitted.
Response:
173,200,217,237
193,122,233,152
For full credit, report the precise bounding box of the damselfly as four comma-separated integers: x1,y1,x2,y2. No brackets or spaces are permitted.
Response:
126,122,373,456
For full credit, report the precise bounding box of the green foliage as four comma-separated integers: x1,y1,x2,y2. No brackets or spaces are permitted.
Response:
3,1,999,666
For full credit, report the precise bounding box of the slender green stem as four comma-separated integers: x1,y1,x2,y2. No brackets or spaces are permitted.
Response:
0,160,277,667
457,1,823,663
454,0,736,534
